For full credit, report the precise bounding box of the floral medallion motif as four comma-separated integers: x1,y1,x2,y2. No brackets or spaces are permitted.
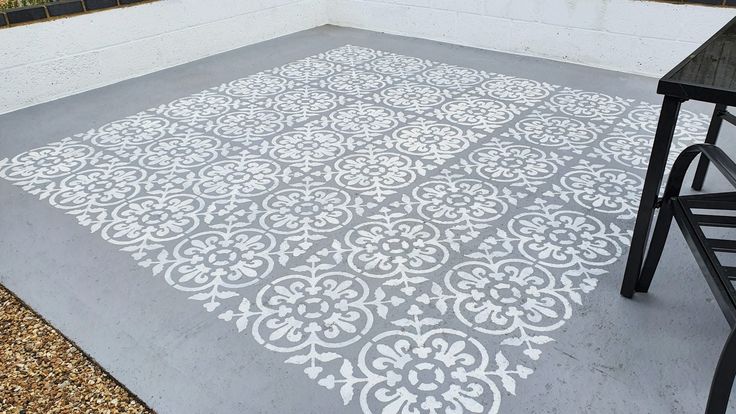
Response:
329,103,400,135
0,140,96,181
439,97,518,132
92,115,170,149
214,109,286,139
272,87,339,117
253,271,373,352
623,103,710,138
222,73,290,100
165,229,276,294
502,112,601,154
335,149,425,201
268,127,348,170
475,75,553,106
556,161,643,219
367,54,428,77
279,58,337,81
547,90,629,121
161,92,233,120
387,120,479,165
345,212,448,280
322,45,378,66
325,70,386,97
139,136,220,170
497,201,628,268
261,186,355,235
50,166,146,210
412,175,507,225
195,158,281,200
102,195,204,245
359,328,500,414
445,260,569,337
378,83,449,113
418,64,483,90
593,130,652,169
463,140,566,192
346,306,530,414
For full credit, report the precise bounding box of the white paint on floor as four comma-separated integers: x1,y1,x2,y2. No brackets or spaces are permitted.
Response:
0,45,713,413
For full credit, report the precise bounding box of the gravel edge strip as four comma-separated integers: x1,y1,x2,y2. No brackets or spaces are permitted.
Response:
0,283,153,413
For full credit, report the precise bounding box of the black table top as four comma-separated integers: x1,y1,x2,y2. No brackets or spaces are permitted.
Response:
659,15,736,105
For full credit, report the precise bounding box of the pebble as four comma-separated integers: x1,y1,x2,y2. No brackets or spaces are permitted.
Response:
0,285,152,413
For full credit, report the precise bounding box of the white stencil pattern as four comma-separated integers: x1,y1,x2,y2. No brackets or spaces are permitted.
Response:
0,45,711,413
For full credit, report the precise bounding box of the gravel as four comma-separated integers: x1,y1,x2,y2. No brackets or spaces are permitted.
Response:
0,284,152,413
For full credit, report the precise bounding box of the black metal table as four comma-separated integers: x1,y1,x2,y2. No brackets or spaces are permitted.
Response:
621,16,736,298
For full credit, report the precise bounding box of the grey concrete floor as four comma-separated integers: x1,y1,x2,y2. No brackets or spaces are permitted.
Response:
1,25,735,413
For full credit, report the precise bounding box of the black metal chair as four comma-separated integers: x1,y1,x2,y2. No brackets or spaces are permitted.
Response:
693,105,735,191
636,143,736,413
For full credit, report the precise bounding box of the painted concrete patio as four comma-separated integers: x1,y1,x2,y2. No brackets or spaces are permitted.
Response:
1,26,735,413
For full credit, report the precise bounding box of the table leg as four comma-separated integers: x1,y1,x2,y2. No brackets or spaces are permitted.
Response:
692,103,727,191
620,96,683,298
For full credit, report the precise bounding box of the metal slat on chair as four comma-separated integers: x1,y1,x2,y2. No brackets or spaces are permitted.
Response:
674,194,736,325
693,214,736,228
723,267,736,281
687,196,736,211
707,238,736,253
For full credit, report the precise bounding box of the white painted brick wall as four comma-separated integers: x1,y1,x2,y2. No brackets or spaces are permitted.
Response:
0,0,734,114
0,0,328,114
329,0,735,76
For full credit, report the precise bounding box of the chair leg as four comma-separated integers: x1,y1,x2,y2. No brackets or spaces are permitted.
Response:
693,104,727,191
705,327,736,414
635,202,674,293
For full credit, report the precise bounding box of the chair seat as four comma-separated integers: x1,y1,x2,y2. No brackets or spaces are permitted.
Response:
675,191,736,324
626,142,736,414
